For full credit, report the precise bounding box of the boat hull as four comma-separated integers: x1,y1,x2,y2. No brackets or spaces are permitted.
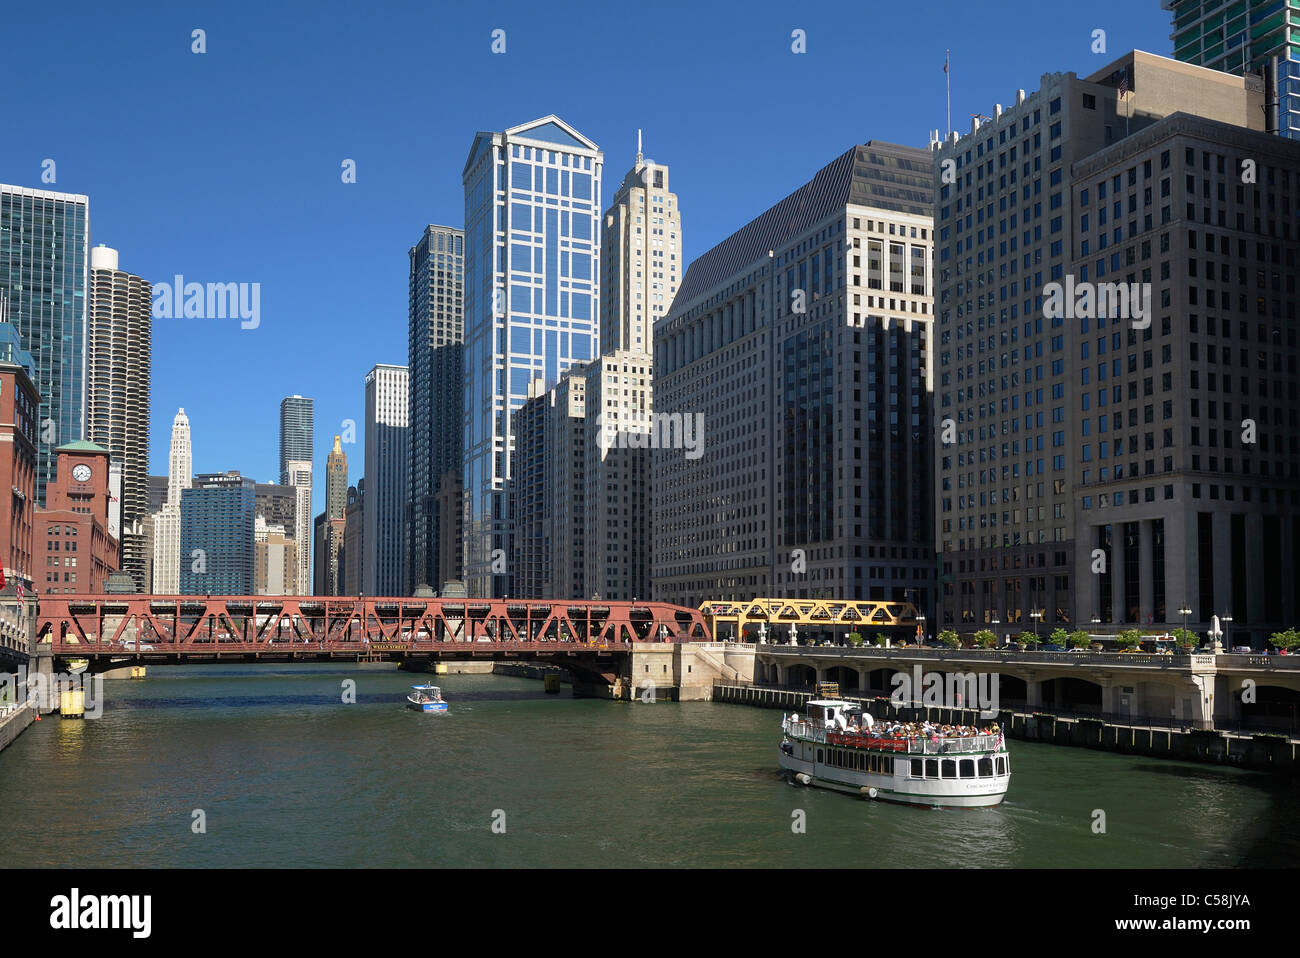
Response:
406,700,448,713
778,748,1008,808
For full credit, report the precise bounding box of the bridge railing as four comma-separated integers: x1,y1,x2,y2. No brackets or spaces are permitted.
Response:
782,719,1000,753
35,594,715,655
1215,653,1300,669
756,643,1217,668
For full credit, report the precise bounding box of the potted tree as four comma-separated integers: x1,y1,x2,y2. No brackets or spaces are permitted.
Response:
973,629,996,649
846,631,864,647
1114,628,1144,652
937,629,961,649
1270,627,1300,656
1067,629,1092,651
1170,627,1198,654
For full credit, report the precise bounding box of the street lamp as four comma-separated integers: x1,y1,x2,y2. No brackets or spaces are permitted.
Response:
1178,606,1192,638
917,613,927,644
1030,609,1043,641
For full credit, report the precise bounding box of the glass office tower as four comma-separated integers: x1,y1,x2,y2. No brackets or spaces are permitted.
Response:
461,116,602,597
0,185,90,505
180,473,256,594
279,395,314,486
1166,0,1300,137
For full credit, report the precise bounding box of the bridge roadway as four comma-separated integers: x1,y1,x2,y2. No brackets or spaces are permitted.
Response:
757,644,1300,730
33,595,719,695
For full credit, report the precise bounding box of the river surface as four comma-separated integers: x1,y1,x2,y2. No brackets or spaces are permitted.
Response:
0,665,1295,868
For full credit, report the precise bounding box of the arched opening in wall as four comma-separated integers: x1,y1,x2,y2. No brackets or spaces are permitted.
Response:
826,666,859,691
998,675,1027,710
1240,686,1300,735
865,668,893,695
1056,677,1103,715
787,664,817,689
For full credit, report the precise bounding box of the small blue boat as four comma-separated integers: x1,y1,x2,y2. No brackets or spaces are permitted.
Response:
407,684,448,713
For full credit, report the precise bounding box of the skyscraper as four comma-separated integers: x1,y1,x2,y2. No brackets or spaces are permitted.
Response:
363,364,408,594
407,225,465,593
279,395,313,486
462,115,602,596
314,435,348,595
930,50,1270,635
0,185,90,505
285,458,312,594
342,481,365,595
600,135,682,355
87,244,152,591
652,141,936,609
326,434,348,520
512,372,586,599
584,142,682,600
151,408,192,593
1165,0,1300,137
180,472,256,594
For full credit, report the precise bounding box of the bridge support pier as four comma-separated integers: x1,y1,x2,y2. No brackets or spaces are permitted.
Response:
1026,678,1044,710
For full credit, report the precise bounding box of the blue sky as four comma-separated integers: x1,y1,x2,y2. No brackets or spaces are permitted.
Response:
1,0,1174,515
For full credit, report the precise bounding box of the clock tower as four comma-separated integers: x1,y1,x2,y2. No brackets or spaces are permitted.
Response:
33,441,121,595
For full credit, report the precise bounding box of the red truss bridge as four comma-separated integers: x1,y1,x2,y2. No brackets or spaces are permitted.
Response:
35,595,714,670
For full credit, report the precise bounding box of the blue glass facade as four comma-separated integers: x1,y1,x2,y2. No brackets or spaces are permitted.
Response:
1278,52,1300,138
462,117,602,596
0,186,89,506
279,395,314,486
180,474,256,594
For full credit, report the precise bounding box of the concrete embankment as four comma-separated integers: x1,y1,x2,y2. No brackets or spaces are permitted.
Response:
713,684,1300,775
0,704,34,754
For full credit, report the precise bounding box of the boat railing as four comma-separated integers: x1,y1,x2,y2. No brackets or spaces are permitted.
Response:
783,719,1001,753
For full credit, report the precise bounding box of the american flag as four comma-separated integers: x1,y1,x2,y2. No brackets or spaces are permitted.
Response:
995,731,1005,751
16,579,24,611
944,52,949,74
1118,69,1129,97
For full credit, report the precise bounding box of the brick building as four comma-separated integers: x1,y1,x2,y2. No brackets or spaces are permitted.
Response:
34,441,119,595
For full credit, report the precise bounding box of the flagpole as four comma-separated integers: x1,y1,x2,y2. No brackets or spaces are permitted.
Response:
945,49,952,138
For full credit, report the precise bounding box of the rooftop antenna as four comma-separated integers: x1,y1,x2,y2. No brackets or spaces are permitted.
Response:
636,128,643,166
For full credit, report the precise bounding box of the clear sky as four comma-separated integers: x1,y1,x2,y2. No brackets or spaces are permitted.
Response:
1,0,1174,516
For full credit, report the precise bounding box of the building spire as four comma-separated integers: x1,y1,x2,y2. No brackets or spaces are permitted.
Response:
636,128,643,166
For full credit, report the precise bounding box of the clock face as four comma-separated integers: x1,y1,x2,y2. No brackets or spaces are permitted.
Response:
72,464,92,483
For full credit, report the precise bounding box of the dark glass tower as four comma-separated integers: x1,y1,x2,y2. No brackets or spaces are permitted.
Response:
407,225,464,592
180,473,256,594
0,185,90,506
279,395,314,486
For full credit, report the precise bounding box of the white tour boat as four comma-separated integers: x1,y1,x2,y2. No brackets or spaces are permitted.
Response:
406,684,448,713
779,699,1009,808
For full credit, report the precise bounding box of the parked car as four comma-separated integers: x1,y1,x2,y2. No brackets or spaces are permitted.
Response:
120,638,155,652
1003,642,1024,651
1231,645,1254,654
1038,643,1067,652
